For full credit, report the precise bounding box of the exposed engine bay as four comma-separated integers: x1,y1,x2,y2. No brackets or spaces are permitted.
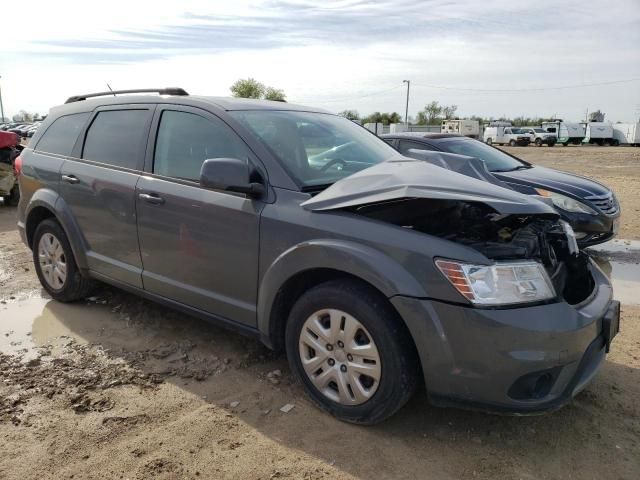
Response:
348,197,595,305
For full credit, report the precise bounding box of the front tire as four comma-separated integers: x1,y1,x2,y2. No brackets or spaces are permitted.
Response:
535,138,543,147
509,139,517,147
32,219,94,302
285,279,419,425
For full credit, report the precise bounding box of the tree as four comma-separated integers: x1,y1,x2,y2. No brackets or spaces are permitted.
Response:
338,110,360,121
442,104,458,119
264,86,286,102
13,110,34,122
415,101,458,125
230,78,287,102
361,112,402,125
230,78,265,99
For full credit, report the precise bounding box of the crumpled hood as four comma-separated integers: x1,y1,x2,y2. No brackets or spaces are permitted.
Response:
301,158,558,216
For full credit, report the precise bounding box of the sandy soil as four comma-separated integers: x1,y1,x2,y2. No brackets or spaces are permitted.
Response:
1,147,639,480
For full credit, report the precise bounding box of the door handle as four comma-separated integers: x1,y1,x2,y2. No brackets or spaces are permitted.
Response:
138,193,165,205
61,174,80,184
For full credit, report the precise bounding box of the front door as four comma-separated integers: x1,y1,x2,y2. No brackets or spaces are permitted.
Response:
60,105,154,288
136,106,263,327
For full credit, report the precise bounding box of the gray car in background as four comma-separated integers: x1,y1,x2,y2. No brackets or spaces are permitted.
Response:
16,88,619,424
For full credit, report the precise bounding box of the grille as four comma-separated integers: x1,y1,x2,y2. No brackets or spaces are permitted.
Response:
585,191,619,216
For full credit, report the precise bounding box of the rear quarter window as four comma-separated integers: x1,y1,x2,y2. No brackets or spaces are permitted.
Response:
82,109,150,170
35,113,90,156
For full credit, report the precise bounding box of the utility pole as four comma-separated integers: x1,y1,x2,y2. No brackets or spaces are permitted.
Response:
403,80,410,127
0,75,5,123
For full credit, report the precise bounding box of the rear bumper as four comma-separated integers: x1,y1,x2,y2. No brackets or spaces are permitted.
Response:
392,259,616,414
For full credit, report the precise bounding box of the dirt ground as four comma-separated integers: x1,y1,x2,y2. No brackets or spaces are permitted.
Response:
1,146,639,480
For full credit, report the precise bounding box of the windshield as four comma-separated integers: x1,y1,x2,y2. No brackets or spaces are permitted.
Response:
510,128,525,134
432,137,526,171
230,111,398,188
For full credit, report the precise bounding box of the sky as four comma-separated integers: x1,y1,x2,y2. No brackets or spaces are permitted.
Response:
1,0,639,122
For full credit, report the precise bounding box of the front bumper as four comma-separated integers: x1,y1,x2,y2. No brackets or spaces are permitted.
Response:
391,259,617,414
564,209,620,247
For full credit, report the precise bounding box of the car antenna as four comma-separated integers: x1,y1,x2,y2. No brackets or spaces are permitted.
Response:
106,83,116,96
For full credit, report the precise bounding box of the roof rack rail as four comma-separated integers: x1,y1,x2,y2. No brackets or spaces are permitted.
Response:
65,87,189,104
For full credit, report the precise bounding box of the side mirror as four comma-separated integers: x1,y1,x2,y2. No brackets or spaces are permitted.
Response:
199,158,265,198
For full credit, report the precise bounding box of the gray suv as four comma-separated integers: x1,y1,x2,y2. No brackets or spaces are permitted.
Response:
17,88,619,424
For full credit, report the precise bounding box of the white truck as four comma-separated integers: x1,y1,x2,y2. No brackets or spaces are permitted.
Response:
541,120,585,146
612,123,640,146
441,119,480,139
582,122,617,146
520,127,557,147
483,124,531,146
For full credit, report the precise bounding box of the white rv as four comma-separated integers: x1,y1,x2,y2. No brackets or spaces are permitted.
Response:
441,119,480,139
541,120,585,146
582,123,616,145
612,123,640,146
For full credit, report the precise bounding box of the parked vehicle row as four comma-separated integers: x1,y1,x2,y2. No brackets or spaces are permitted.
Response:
0,121,41,138
14,88,621,424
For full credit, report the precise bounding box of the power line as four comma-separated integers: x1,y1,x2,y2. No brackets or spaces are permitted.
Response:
411,77,640,93
294,84,404,104
292,77,640,106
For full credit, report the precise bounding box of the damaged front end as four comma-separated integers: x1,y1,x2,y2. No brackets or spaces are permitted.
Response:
346,197,593,306
302,158,595,306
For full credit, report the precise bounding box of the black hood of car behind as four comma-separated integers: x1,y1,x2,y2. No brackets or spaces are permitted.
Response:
494,165,611,199
302,157,558,217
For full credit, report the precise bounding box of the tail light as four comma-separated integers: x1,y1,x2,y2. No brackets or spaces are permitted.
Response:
14,155,23,176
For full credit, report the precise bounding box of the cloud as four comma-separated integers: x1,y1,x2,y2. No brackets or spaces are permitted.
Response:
1,0,639,121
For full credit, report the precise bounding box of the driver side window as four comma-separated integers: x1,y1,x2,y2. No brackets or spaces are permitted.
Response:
154,110,250,181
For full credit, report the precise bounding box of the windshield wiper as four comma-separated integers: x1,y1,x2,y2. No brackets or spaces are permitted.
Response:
492,165,531,172
301,183,333,193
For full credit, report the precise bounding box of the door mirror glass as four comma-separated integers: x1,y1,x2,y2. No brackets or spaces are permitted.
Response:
199,158,264,197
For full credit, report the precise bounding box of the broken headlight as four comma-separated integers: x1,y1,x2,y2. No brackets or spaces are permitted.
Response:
436,259,556,306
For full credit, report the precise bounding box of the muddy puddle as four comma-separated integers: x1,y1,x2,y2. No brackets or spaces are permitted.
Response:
587,239,640,306
0,298,115,361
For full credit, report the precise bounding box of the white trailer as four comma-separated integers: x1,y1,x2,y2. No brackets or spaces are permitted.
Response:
541,120,585,146
612,123,640,146
441,119,480,139
582,122,616,145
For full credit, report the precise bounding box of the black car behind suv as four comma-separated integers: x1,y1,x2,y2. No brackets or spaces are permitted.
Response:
382,133,620,246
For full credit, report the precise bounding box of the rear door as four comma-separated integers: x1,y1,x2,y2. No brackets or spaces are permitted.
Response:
136,105,263,327
60,105,154,288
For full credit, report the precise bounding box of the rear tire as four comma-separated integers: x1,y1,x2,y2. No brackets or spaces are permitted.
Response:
486,138,492,145
285,279,419,425
509,139,517,147
32,219,95,302
7,185,19,206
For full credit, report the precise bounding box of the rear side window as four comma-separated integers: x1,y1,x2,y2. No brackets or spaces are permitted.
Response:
398,140,433,155
35,113,90,156
82,110,149,169
154,110,250,181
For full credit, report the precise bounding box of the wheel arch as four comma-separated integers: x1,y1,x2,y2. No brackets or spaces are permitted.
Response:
24,190,89,271
257,239,426,352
